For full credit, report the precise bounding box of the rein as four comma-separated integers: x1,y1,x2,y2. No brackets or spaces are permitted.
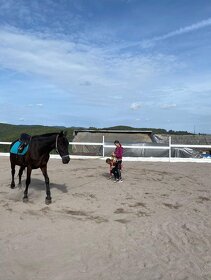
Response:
55,134,59,153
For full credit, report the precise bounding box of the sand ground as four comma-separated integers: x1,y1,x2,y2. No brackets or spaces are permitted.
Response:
0,157,211,280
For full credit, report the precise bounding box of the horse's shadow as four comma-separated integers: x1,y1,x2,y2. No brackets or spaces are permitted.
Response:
21,178,68,193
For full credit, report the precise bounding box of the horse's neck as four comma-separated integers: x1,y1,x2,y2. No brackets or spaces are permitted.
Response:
34,134,57,154
45,135,56,149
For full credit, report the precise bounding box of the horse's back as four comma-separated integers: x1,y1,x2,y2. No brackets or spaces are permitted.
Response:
10,133,55,169
10,140,27,167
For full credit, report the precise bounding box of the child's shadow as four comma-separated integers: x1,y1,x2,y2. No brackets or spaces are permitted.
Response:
102,172,110,178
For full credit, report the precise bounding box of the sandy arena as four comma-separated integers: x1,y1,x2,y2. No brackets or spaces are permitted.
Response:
0,157,210,280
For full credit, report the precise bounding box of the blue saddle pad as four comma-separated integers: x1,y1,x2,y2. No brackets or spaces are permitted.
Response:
10,141,29,155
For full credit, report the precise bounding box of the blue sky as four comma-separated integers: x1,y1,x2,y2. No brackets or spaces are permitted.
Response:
0,0,211,133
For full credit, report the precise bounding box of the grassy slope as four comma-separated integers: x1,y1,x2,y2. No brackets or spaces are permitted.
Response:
0,123,74,142
0,123,194,142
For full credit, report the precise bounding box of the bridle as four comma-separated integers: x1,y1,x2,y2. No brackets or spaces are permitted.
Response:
55,134,69,159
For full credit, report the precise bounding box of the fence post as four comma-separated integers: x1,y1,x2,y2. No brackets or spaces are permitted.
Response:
169,136,171,162
102,135,105,157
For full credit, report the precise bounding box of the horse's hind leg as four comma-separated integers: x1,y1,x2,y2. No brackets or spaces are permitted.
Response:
18,166,25,187
10,163,15,189
23,166,32,202
41,165,51,205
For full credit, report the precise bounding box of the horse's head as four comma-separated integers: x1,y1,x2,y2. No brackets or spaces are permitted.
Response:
56,131,70,164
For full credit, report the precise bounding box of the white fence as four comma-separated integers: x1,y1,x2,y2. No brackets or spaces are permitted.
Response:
1,136,211,163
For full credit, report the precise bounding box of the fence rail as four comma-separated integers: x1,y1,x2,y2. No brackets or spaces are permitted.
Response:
1,136,211,162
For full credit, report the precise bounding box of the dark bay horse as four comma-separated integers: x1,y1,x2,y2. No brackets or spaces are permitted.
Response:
10,131,70,204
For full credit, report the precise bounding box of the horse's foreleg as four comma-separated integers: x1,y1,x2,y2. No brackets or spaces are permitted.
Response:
41,165,51,204
11,163,15,189
18,166,25,187
23,166,32,202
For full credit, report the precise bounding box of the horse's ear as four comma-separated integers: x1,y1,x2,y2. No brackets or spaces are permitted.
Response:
59,131,67,137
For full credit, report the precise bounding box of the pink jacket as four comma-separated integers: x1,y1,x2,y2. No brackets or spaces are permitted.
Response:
114,145,123,160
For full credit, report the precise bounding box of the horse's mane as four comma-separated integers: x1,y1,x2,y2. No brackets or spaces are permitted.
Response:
32,132,59,139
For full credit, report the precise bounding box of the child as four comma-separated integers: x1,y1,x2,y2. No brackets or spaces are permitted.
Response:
112,140,123,182
106,156,118,180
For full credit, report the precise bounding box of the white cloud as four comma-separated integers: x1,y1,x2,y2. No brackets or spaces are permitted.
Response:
156,17,211,40
79,81,92,86
27,103,43,107
160,104,177,109
139,17,211,48
1,27,209,131
0,28,183,106
112,95,123,100
130,102,142,110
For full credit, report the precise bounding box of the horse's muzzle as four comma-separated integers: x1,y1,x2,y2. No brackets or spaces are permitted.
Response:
62,155,70,164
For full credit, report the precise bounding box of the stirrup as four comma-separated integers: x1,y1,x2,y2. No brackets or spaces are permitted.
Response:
18,145,25,153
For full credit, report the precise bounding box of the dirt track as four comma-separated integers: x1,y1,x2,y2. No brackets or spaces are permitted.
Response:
0,157,211,280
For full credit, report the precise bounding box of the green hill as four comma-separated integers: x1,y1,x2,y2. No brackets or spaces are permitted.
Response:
102,125,192,135
0,122,197,153
0,123,193,142
0,123,74,142
0,123,74,153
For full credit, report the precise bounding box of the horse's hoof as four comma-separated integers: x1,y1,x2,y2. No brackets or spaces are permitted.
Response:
23,197,28,203
11,183,15,189
45,198,52,205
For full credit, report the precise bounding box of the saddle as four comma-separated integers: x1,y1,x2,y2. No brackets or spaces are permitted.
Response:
10,133,31,155
18,133,31,153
